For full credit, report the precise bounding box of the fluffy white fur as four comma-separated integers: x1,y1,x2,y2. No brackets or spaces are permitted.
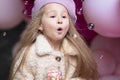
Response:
12,34,85,80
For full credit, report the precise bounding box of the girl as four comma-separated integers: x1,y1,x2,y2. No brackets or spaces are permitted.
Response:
9,0,98,80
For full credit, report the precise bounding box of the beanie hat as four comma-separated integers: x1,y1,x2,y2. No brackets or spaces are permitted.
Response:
32,0,77,23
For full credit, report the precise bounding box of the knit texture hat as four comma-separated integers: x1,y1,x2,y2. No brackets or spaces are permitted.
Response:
32,0,77,23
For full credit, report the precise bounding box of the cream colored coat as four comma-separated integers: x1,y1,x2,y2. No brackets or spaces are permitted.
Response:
12,35,85,80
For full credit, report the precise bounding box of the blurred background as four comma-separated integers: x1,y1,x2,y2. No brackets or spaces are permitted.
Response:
0,0,119,80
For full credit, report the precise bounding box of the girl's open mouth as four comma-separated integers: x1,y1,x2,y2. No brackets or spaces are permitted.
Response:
57,28,62,31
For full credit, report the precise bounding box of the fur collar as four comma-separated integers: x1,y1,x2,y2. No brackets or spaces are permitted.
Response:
35,34,53,55
35,34,78,56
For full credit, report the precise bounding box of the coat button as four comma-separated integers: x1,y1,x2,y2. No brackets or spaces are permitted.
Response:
55,56,61,62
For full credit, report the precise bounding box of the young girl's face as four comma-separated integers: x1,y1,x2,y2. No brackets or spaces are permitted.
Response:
39,3,69,41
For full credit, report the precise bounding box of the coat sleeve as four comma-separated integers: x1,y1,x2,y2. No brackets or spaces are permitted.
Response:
13,63,34,80
12,48,35,80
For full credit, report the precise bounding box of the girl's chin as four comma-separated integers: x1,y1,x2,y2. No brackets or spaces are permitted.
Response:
52,38,64,42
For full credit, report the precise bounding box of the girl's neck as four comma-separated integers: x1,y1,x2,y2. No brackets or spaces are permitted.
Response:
46,38,62,51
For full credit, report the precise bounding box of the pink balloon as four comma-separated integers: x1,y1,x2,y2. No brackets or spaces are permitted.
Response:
82,0,120,37
92,49,116,76
99,75,120,80
114,63,120,76
0,0,24,30
91,35,120,63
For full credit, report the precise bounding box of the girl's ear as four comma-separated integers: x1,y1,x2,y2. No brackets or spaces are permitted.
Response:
38,24,43,31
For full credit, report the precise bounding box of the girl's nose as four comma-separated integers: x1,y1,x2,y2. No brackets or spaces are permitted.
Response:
57,17,63,24
58,21,62,24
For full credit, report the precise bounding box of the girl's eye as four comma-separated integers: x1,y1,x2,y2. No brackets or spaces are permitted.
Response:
50,16,55,18
62,16,67,18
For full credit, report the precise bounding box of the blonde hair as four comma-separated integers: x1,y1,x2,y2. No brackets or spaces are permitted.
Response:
9,6,98,80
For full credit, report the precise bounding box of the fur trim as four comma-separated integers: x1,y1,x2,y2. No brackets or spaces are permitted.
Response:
35,34,53,55
35,34,78,56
